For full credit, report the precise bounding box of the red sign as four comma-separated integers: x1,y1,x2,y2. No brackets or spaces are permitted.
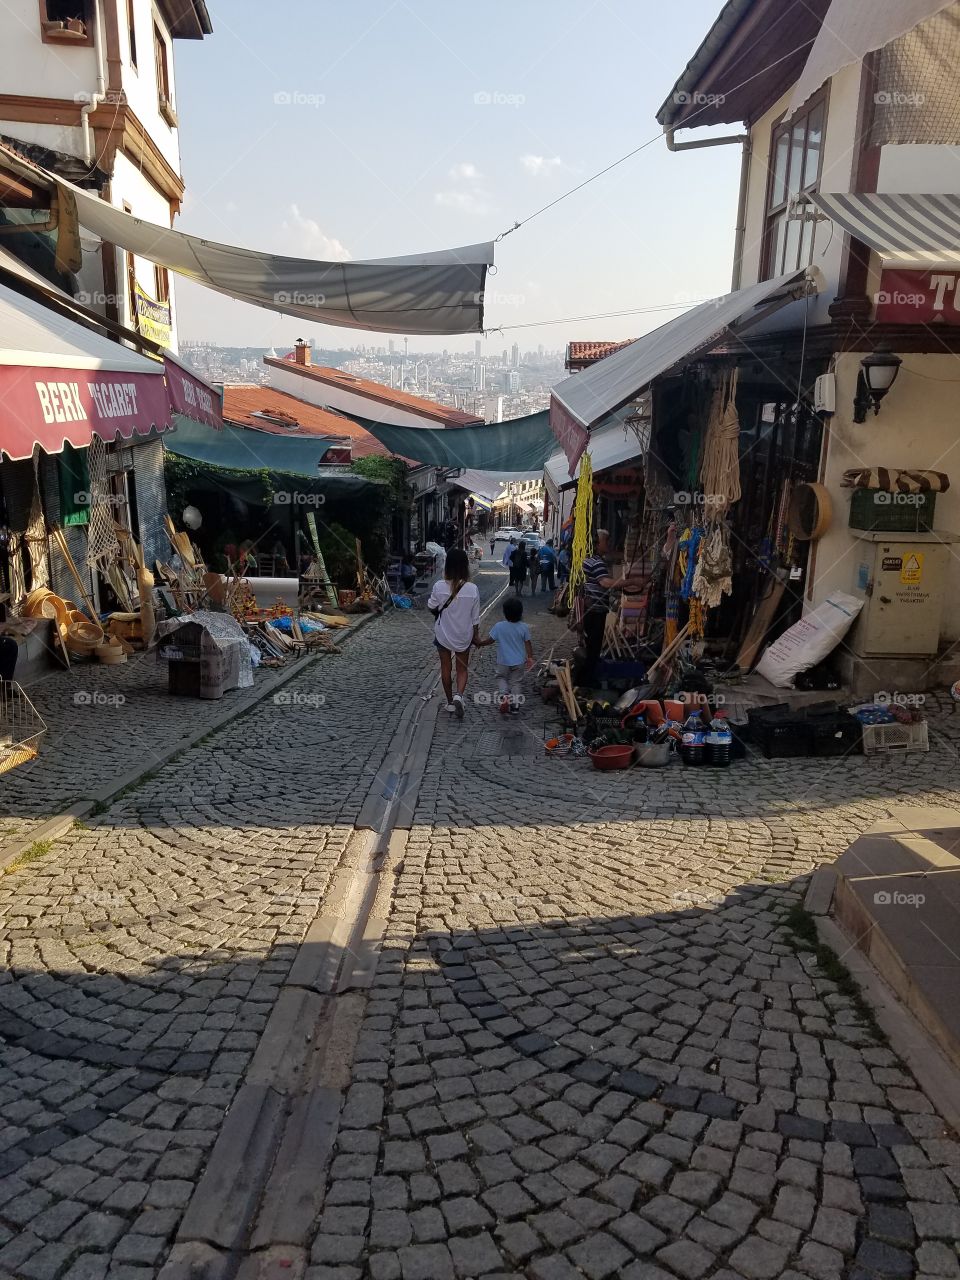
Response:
0,364,172,461
876,268,960,325
549,395,589,476
164,355,222,429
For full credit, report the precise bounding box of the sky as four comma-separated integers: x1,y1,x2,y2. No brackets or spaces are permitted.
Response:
172,0,743,355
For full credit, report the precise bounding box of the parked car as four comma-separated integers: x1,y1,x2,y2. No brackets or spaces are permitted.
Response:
520,532,542,551
494,527,523,541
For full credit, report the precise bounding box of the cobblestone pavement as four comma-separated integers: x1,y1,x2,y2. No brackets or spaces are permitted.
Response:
0,577,500,1280
4,563,960,1279
0,616,368,851
307,591,960,1280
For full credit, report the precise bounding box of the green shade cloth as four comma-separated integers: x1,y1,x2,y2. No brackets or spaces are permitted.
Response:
57,441,90,526
358,409,555,472
164,415,340,478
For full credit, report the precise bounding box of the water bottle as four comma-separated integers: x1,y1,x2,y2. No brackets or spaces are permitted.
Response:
705,711,732,767
680,712,705,766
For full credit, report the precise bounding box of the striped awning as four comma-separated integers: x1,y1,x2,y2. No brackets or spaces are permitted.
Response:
810,192,960,265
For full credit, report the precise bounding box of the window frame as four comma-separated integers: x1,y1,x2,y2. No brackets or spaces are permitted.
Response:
760,85,829,282
126,0,137,67
153,21,178,126
38,0,94,46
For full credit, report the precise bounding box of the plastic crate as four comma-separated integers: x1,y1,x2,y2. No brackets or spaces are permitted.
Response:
808,715,862,757
760,720,813,759
848,488,935,532
860,720,929,755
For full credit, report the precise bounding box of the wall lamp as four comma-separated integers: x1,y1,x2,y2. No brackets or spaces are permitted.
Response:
853,346,902,423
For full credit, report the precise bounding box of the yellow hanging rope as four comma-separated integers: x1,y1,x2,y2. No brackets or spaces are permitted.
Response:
567,453,593,607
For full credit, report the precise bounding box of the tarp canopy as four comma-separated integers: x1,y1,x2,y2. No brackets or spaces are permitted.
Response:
809,192,960,265
448,467,539,498
164,416,341,477
360,410,557,471
62,174,493,336
549,267,819,473
786,0,957,117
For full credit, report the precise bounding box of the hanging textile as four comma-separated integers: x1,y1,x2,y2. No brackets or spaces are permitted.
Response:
692,524,734,609
25,452,50,590
700,369,741,522
85,435,120,571
58,443,91,527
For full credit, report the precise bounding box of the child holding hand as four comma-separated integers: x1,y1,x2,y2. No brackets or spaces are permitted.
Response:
476,596,534,715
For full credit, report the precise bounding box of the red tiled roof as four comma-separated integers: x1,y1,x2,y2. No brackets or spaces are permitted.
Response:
565,339,636,371
264,354,482,426
220,384,391,458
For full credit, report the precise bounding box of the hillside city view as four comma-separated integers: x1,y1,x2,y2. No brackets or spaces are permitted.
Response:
180,340,565,422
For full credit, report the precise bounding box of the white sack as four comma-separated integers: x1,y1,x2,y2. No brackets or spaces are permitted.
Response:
756,591,863,688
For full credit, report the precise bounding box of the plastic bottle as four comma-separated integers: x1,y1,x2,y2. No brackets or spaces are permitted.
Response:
680,711,705,766
705,710,732,767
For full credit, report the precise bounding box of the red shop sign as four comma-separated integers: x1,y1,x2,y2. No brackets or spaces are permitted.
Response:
875,268,960,325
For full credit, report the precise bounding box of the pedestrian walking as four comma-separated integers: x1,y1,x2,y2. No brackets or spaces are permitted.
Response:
489,534,495,556
476,595,534,716
528,553,540,595
427,548,481,719
501,536,517,570
538,539,557,592
509,542,528,596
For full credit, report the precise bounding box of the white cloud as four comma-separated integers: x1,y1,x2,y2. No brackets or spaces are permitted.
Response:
434,161,492,216
280,204,351,260
521,154,563,177
449,161,480,181
434,190,492,216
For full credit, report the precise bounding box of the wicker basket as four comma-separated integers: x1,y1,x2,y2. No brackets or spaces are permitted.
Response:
861,721,929,755
65,619,104,655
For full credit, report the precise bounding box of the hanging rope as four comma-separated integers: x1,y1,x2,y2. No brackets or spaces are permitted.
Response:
700,368,742,522
567,453,594,607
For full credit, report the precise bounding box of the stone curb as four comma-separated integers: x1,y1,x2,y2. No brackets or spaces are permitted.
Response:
814,912,960,1136
0,610,380,872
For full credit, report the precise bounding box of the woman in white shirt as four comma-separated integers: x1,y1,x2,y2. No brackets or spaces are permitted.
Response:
427,548,481,718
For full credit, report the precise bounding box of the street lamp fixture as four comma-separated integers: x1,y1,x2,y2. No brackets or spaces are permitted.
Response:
853,346,902,423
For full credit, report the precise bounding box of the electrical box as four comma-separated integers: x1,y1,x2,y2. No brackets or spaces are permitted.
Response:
850,533,951,657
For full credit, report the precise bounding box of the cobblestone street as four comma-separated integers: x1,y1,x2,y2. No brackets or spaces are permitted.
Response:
2,559,960,1280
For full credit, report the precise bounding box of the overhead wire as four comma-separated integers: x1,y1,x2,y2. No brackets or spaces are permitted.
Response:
493,33,820,243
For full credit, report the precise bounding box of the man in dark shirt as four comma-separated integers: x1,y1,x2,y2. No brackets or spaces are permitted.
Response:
579,529,648,684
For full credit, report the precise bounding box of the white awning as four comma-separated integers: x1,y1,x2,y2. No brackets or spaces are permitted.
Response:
549,267,818,472
786,0,957,118
0,278,159,373
809,192,960,265
545,416,650,493
64,178,492,336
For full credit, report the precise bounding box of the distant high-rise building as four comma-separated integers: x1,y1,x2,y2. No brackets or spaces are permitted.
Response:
484,394,504,423
475,339,482,360
511,342,520,368
507,370,521,393
474,362,486,391
502,348,509,364
538,344,544,358
388,339,395,355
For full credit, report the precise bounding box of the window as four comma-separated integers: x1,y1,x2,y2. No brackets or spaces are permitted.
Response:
761,91,826,280
126,0,137,66
154,23,177,124
123,202,138,328
39,0,93,45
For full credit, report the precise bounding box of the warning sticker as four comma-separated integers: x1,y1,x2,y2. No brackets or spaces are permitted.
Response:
901,553,924,584
882,556,903,572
